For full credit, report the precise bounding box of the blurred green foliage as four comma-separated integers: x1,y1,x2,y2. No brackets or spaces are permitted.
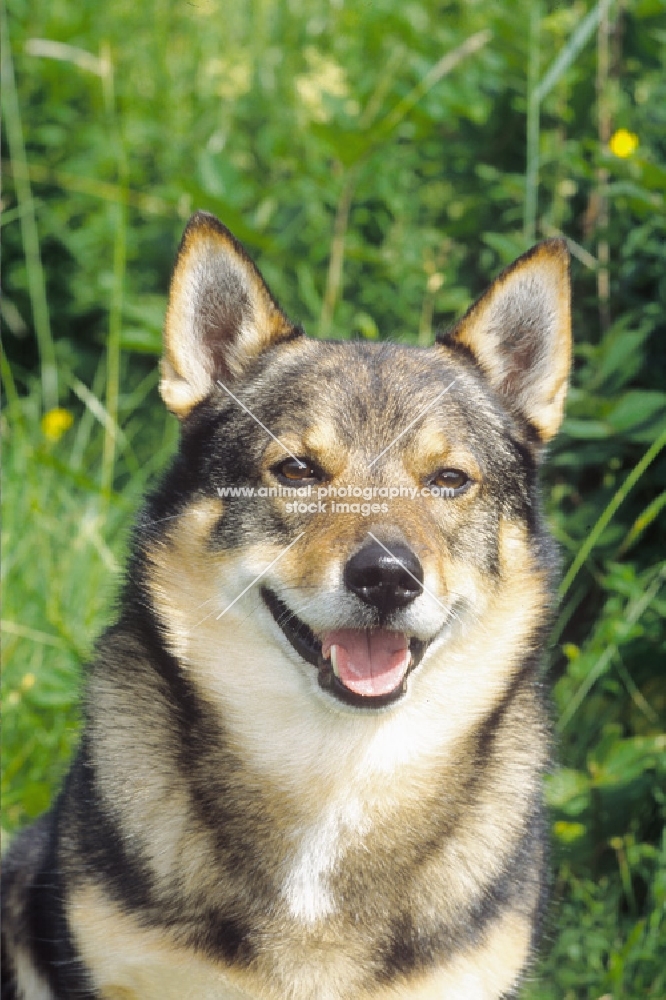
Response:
2,0,665,996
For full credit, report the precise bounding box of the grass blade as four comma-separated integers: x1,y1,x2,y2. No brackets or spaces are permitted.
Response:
559,426,666,600
535,0,614,103
1,10,58,410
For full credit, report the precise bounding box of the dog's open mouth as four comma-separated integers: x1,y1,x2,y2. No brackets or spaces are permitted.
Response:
261,588,428,708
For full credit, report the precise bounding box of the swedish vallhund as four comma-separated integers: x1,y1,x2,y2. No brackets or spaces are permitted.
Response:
2,211,571,999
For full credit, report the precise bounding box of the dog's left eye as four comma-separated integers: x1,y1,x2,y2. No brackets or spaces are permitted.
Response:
427,468,471,495
272,457,325,484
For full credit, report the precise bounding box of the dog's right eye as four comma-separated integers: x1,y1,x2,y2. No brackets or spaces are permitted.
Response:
272,457,325,484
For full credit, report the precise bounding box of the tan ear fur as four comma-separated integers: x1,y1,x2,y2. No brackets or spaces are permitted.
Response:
160,212,298,419
438,239,571,442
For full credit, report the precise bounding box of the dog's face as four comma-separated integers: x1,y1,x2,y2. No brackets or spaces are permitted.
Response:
144,212,569,769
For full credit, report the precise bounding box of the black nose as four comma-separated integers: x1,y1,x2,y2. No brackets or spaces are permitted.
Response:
344,540,424,614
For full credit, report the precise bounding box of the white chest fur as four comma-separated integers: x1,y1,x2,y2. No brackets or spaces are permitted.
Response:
281,794,368,924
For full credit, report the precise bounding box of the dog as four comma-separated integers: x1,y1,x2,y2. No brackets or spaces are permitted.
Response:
1,211,571,1000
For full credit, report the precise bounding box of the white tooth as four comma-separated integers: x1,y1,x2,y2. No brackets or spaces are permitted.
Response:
330,645,340,678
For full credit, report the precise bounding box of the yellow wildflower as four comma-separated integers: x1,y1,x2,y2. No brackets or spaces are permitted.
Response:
609,128,639,159
554,821,586,843
21,673,36,691
41,407,74,441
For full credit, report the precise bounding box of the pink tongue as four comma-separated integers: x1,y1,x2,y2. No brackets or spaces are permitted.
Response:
321,630,410,697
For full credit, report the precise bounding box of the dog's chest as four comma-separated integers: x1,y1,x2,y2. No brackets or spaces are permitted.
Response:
80,925,369,1000
280,793,369,924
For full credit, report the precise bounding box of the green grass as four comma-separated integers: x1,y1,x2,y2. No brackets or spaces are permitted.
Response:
1,361,178,831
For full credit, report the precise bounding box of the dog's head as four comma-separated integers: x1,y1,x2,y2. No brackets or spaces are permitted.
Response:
147,211,570,727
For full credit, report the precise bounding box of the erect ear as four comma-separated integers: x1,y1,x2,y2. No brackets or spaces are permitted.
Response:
437,239,571,443
160,211,300,418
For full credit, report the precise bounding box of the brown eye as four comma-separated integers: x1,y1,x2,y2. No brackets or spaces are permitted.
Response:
428,469,471,495
273,457,325,484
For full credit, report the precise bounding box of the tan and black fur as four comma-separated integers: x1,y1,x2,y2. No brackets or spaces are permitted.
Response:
2,212,571,1000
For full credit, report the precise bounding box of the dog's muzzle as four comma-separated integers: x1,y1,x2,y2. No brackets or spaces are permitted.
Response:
262,538,432,709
